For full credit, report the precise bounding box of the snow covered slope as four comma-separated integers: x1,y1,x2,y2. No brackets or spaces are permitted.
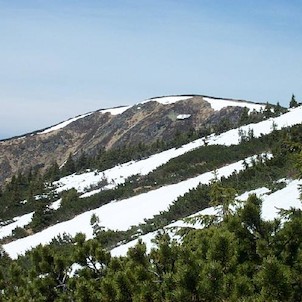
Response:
99,106,131,115
36,95,265,136
2,105,302,259
203,96,265,112
111,180,302,257
0,94,286,189
0,213,34,239
144,96,193,104
3,155,263,259
144,95,265,112
38,112,93,134
54,106,302,195
38,106,130,135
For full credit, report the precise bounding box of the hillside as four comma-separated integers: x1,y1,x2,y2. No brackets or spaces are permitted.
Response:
1,103,301,257
0,95,266,186
1,96,302,301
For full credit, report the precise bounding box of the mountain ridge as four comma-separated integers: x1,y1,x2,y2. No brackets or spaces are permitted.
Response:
2,100,302,302
0,95,268,186
0,94,264,142
2,104,302,258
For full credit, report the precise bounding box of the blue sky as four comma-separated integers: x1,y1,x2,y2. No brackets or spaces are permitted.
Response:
1,0,302,139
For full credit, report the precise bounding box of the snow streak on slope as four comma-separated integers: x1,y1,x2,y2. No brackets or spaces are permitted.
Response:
0,196,62,240
4,155,261,259
3,107,302,258
203,97,265,112
99,106,131,115
0,213,34,239
38,105,130,135
111,206,219,258
144,96,193,104
54,106,302,195
261,180,302,220
36,95,264,136
144,95,264,112
38,112,93,134
111,181,302,257
111,188,271,257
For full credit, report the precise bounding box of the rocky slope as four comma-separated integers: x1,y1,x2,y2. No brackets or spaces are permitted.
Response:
0,95,264,186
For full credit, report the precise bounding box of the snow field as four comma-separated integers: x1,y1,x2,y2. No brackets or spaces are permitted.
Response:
143,96,193,105
53,106,302,196
99,106,131,115
143,95,265,112
35,95,296,141
4,154,262,259
203,97,265,112
0,197,62,240
3,105,302,259
37,105,131,135
111,180,302,257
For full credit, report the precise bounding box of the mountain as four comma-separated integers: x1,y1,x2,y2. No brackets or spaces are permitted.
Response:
1,97,301,256
2,95,302,300
0,95,265,186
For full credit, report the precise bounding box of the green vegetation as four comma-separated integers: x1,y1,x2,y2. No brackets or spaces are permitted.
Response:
1,122,302,244
0,102,286,223
1,101,302,300
1,174,302,300
290,94,299,108
0,169,56,222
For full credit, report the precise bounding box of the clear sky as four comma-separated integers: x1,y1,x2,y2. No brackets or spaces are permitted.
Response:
1,0,302,139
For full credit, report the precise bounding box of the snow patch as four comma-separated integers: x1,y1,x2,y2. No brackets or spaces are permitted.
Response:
111,180,302,257
261,179,302,220
177,114,191,120
49,199,62,210
143,96,192,105
99,106,131,115
4,155,261,259
236,187,271,201
53,106,302,196
0,212,34,239
111,205,223,257
4,106,302,258
203,97,265,112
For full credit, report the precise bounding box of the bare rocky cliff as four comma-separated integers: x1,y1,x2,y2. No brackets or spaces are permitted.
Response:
0,95,258,186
